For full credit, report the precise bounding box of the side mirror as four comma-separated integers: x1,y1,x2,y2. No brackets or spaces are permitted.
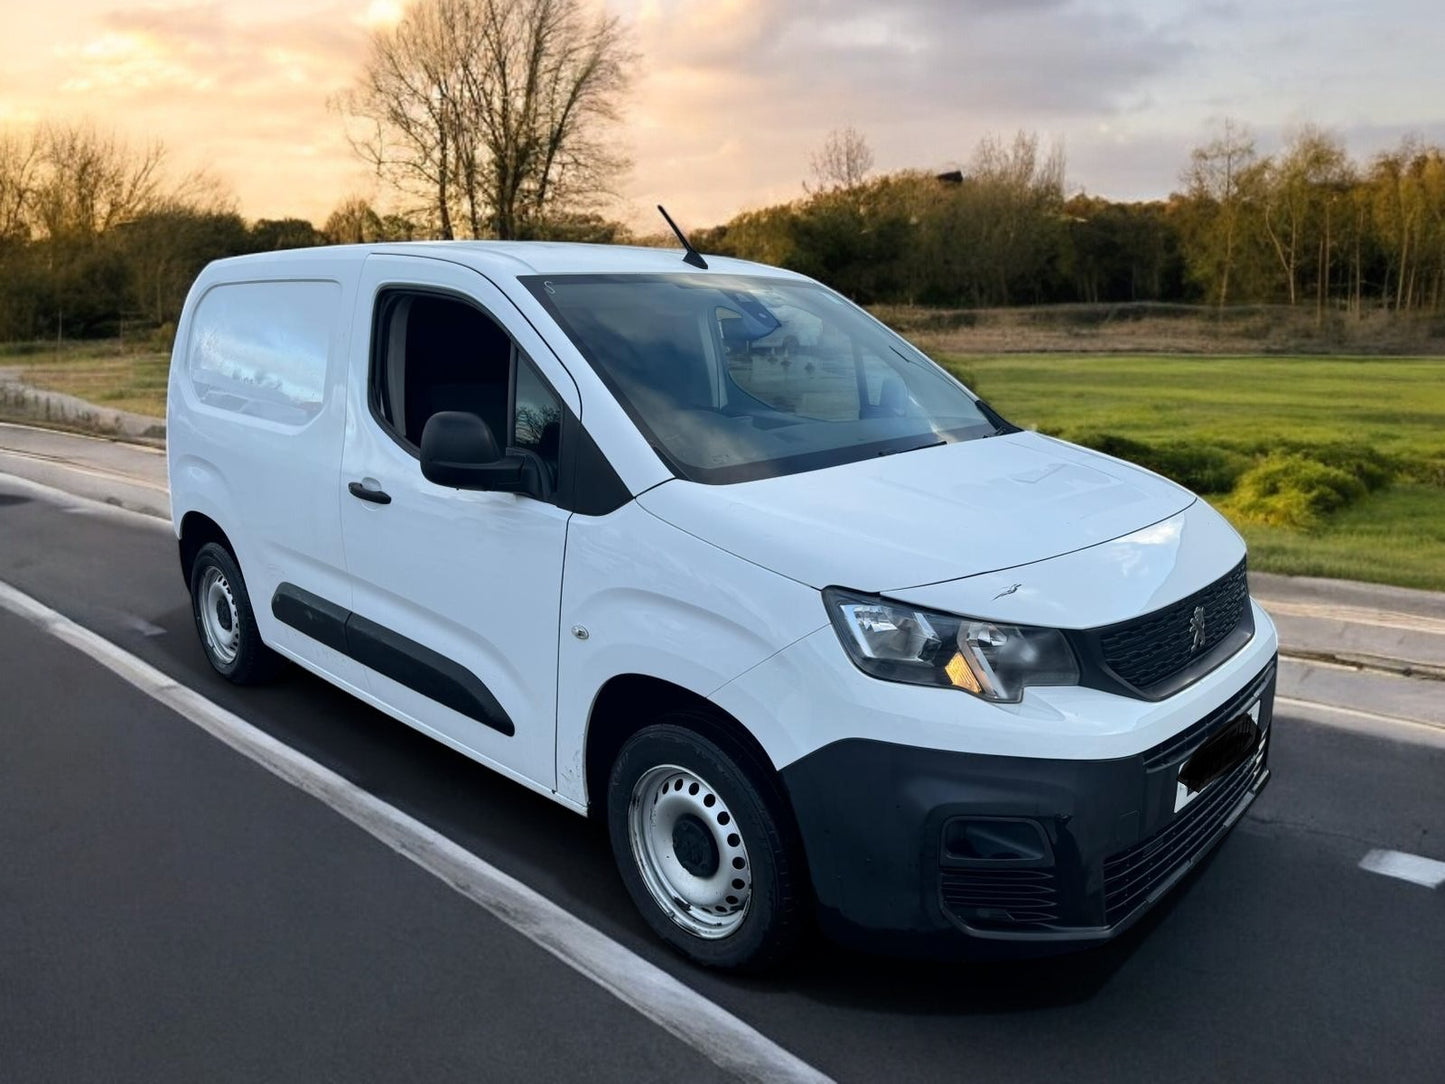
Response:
420,411,525,491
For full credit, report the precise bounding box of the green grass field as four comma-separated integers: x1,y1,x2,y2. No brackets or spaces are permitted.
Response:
941,354,1445,590
4,341,1444,591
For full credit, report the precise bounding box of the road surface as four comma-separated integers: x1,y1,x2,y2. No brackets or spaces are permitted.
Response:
1,443,1442,1082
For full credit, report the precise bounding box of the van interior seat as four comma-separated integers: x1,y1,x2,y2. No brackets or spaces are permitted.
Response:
402,296,511,446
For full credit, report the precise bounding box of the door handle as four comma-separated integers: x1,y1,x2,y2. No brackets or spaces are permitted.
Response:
348,481,392,505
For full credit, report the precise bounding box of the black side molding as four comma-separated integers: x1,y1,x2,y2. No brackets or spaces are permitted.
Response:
271,583,515,737
272,583,350,654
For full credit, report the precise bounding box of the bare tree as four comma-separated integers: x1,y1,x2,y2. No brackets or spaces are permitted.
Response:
1181,119,1257,308
1259,126,1351,307
324,195,386,244
338,0,463,238
339,0,633,240
30,123,166,240
808,126,874,192
0,129,40,243
968,131,1066,304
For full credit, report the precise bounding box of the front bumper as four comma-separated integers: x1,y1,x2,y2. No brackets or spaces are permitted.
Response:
779,658,1276,957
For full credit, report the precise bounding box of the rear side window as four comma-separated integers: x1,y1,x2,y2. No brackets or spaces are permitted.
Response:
187,279,339,425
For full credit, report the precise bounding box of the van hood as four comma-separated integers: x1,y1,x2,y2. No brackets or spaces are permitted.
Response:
636,432,1197,592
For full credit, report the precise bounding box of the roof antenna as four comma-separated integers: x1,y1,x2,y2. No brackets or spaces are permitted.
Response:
657,205,708,269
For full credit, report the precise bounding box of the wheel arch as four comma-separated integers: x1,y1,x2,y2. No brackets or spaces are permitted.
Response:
583,674,786,820
178,511,237,587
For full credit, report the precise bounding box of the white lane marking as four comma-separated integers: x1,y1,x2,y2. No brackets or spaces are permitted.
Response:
1260,598,1445,637
0,469,170,526
1359,849,1445,889
0,446,170,493
0,577,833,1084
1276,695,1445,749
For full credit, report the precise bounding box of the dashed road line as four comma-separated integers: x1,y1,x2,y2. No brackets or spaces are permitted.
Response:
0,576,834,1084
1359,849,1445,889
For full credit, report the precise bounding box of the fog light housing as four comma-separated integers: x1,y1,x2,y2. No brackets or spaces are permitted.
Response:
942,817,1051,864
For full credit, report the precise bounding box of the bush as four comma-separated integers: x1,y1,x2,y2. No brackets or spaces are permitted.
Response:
1222,454,1367,530
1257,440,1399,492
147,321,177,353
1063,431,1250,494
1402,456,1445,487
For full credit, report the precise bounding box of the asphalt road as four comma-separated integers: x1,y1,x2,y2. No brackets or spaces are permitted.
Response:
2,475,1443,1082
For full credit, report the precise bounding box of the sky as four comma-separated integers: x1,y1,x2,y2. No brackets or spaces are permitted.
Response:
2,0,1442,231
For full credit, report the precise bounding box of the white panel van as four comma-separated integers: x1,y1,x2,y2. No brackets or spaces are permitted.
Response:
168,242,1278,970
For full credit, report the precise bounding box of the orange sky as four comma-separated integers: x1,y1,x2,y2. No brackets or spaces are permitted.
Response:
3,1,1442,231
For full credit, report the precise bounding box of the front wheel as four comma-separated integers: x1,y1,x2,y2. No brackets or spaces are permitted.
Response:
607,718,806,971
189,542,286,685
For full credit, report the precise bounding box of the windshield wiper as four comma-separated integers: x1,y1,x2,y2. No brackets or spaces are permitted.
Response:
974,399,1021,435
879,439,946,457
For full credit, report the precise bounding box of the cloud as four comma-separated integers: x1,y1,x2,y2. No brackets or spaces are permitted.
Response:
621,0,1190,224
57,2,364,102
6,0,1441,232
635,0,1186,122
34,2,376,221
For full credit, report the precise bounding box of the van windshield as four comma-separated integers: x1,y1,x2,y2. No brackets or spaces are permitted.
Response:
523,273,996,484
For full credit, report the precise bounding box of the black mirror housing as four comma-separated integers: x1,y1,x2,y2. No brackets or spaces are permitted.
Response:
420,411,525,491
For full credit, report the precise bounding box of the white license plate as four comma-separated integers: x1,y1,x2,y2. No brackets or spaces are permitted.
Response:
1175,698,1261,812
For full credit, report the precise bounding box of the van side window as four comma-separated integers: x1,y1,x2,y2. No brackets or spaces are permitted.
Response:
370,289,565,495
188,279,339,425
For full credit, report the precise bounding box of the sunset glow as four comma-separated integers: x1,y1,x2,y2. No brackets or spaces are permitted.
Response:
2,1,1441,230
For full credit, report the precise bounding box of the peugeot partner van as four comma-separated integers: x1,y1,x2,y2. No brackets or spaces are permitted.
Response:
168,242,1277,970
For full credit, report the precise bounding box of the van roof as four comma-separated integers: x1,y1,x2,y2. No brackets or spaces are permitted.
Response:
204,241,806,281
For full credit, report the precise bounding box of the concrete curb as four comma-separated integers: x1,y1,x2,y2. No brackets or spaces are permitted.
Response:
1251,570,1445,621
0,368,165,444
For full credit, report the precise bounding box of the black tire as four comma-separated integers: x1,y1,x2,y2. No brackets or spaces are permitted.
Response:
607,716,807,971
188,542,286,685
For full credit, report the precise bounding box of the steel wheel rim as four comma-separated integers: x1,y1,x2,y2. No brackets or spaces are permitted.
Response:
627,764,753,939
199,566,241,666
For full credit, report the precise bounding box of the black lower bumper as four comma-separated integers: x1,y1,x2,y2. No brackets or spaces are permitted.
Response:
779,659,1276,958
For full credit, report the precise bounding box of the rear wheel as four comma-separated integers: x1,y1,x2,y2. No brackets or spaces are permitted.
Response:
608,717,806,971
188,542,286,685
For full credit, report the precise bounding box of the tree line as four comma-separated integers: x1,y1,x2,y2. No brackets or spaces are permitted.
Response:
0,123,373,341
2,0,1443,345
703,125,1445,314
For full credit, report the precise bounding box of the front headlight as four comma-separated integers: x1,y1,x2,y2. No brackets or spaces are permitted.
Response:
823,588,1080,703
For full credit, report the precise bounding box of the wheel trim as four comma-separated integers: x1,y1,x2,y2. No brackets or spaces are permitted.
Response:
628,764,753,940
198,566,241,666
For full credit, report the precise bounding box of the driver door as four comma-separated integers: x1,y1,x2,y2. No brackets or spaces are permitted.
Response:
337,255,577,790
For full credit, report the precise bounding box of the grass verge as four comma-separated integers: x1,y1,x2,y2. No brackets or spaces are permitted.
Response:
1,340,169,419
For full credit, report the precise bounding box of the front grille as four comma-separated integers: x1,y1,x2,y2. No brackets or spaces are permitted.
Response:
940,868,1061,928
1143,660,1274,772
1098,559,1249,691
1102,729,1266,925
